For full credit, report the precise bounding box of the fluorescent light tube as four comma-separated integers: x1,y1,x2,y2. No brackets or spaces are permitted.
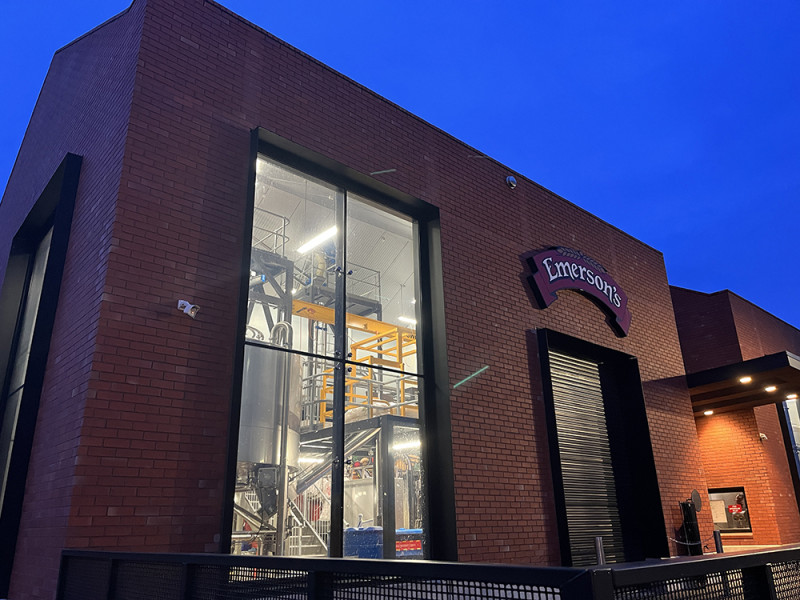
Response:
297,226,337,254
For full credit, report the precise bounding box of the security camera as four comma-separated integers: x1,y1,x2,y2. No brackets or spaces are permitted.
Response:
177,300,199,319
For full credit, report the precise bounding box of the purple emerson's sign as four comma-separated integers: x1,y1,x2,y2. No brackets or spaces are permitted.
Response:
520,247,632,337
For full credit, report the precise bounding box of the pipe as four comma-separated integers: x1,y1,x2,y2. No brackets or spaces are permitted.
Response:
272,321,292,555
595,536,606,565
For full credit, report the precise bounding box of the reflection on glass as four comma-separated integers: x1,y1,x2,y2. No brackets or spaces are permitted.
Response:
342,374,426,560
709,487,752,532
247,158,341,357
347,194,419,375
236,156,428,559
0,227,52,511
232,346,334,556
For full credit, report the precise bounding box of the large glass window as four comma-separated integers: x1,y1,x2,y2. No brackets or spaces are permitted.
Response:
232,157,426,558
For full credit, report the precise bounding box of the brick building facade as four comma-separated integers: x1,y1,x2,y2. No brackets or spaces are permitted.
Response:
672,288,800,548
1,1,799,599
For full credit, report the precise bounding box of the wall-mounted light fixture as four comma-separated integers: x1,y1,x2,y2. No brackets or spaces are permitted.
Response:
177,299,199,319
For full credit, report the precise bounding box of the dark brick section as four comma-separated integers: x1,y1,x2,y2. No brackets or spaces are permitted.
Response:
729,293,800,360
670,287,743,374
0,0,720,597
0,5,145,599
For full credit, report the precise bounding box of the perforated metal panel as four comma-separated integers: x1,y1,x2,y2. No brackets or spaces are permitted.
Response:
58,556,111,600
772,560,800,599
549,351,624,566
615,571,744,600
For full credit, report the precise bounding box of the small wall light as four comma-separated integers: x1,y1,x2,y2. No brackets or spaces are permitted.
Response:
739,376,752,384
759,433,769,442
177,299,199,319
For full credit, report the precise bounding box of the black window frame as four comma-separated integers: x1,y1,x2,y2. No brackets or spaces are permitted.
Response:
0,153,82,597
532,328,669,565
221,129,456,561
708,486,752,533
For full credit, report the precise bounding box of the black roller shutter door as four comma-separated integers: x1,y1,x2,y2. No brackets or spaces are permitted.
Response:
550,351,625,565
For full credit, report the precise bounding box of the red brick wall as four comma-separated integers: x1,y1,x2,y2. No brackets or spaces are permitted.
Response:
753,405,800,543
3,0,713,595
673,288,800,549
697,408,800,546
1,5,145,599
670,287,742,373
125,0,708,563
729,293,800,360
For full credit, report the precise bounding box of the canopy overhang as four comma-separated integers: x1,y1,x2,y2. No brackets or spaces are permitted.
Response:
688,351,800,416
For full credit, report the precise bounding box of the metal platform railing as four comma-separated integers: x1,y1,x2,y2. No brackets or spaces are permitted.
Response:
56,545,800,600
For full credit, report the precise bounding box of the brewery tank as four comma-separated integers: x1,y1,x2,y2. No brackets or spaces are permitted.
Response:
238,340,301,469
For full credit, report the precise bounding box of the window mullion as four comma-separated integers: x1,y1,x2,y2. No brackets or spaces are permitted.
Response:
329,189,348,557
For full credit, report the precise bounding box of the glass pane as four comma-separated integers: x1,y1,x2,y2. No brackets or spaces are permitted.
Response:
342,371,426,559
232,345,333,556
0,388,24,512
391,423,426,559
709,488,752,532
8,227,52,393
346,195,419,374
247,158,342,357
0,226,52,513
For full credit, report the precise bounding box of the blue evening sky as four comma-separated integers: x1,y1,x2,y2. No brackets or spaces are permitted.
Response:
1,1,798,328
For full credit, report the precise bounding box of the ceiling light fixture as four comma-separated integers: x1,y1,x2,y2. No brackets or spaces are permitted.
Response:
297,226,337,254
765,385,777,393
787,393,799,400
703,410,714,416
739,376,752,384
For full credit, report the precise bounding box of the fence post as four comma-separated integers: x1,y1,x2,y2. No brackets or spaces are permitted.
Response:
560,568,614,600
595,537,606,565
105,558,118,600
741,563,777,600
180,563,193,600
308,570,331,600
713,531,723,553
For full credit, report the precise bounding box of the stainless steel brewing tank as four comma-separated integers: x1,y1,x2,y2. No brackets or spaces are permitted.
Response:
238,344,301,468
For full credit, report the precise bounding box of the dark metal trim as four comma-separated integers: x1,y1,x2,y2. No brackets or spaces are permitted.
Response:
254,129,438,222
379,415,396,558
533,329,572,566
231,128,456,561
0,153,82,597
534,328,669,566
687,350,800,390
415,216,457,561
328,189,348,557
59,549,585,588
221,129,261,552
778,402,800,517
